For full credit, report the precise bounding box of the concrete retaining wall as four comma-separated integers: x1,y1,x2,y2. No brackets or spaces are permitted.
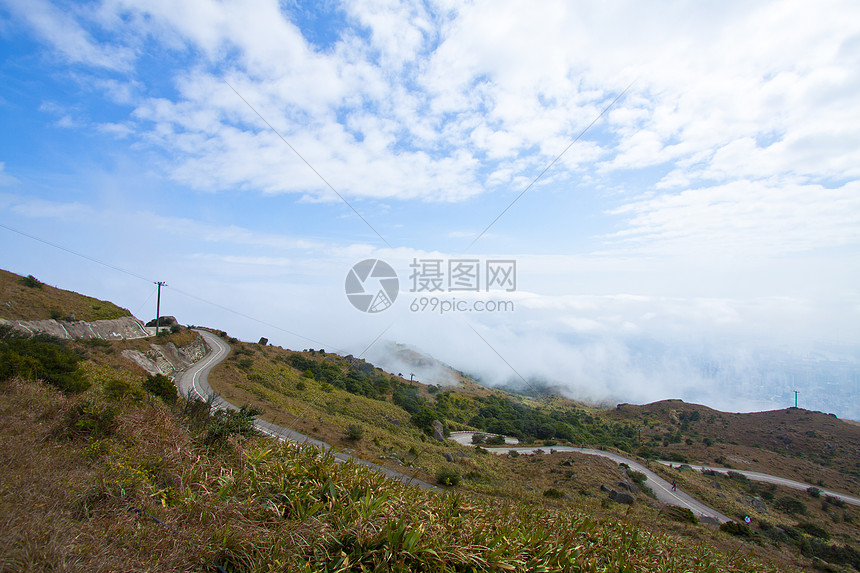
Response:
0,316,150,340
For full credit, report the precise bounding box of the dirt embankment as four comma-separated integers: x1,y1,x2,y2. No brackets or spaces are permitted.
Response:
121,336,208,378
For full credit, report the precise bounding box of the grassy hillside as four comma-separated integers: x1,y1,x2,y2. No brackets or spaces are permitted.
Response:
607,401,860,496
0,269,131,322
202,336,647,488
202,334,860,571
1,273,857,571
1,371,786,572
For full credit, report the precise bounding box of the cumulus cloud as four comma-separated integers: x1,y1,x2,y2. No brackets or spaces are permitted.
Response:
2,0,134,70
605,180,860,256
4,0,859,417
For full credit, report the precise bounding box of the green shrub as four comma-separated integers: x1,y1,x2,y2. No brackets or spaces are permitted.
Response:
170,324,181,334
20,274,42,288
345,424,364,441
143,374,177,404
628,470,647,486
485,434,505,445
64,401,117,438
543,488,565,499
636,445,657,459
104,378,142,401
800,540,860,570
796,522,830,540
823,495,845,508
82,338,111,348
295,380,307,391
663,506,697,524
435,466,461,487
775,496,807,515
0,328,89,393
720,521,751,537
205,405,262,446
807,486,821,498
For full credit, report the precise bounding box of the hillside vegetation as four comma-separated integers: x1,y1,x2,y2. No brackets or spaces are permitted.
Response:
0,269,131,322
608,401,860,495
0,370,781,572
2,268,858,571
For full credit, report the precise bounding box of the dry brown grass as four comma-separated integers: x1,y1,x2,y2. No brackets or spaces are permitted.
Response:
607,400,860,496
0,269,131,322
0,375,799,572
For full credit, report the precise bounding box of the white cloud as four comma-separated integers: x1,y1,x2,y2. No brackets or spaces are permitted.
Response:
0,163,19,187
8,195,93,220
2,0,134,70
4,0,860,417
606,180,860,256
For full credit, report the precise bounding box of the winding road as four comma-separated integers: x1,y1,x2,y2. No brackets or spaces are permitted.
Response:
176,330,436,490
177,331,858,522
655,462,860,507
451,433,730,523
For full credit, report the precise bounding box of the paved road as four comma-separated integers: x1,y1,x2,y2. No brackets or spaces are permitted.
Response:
656,462,860,507
175,330,436,490
470,442,730,523
178,333,849,519
451,430,724,519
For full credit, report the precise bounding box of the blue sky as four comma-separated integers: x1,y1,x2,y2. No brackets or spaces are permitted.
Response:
1,0,859,417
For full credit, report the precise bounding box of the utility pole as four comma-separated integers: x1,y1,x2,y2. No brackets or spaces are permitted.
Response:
793,390,799,409
154,281,167,335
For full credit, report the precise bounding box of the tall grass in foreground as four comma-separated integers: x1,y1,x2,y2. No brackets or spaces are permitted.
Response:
0,376,781,572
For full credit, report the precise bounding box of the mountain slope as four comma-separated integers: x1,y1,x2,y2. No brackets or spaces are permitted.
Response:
0,269,130,321
607,400,860,496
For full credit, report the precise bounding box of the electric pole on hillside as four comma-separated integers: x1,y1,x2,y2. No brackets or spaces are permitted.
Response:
154,281,167,335
793,390,799,409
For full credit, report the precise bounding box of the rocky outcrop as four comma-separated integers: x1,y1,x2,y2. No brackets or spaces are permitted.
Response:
609,490,636,505
146,316,177,327
0,316,150,340
432,420,445,442
617,480,640,494
121,336,207,378
749,497,768,513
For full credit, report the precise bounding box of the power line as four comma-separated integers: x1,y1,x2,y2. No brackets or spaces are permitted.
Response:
463,319,592,447
466,80,636,251
223,80,392,248
168,285,344,353
0,222,153,283
0,221,348,352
